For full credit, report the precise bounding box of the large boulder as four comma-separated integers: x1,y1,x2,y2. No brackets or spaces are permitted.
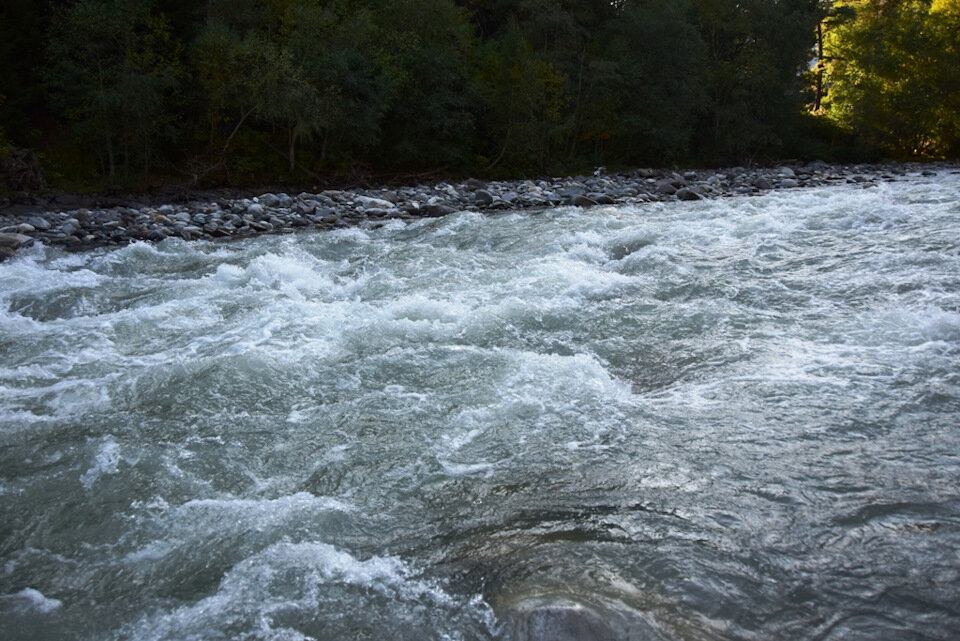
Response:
0,232,35,261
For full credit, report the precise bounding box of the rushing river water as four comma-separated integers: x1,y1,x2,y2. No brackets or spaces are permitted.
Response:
2,174,959,641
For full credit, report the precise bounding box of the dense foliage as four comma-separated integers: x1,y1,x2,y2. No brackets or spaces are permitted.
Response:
820,0,960,158
0,0,954,189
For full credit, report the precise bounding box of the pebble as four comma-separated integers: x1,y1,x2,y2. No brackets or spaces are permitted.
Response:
0,161,953,261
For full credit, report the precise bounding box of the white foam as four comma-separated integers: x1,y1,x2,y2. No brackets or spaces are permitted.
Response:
80,436,121,488
122,541,465,641
1,588,63,614
438,459,494,476
177,492,353,515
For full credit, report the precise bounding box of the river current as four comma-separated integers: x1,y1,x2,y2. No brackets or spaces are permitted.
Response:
2,173,959,640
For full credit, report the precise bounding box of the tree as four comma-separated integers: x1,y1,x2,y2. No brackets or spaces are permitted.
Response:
474,18,568,173
588,0,707,164
45,0,180,182
691,0,819,161
372,0,478,170
823,0,960,157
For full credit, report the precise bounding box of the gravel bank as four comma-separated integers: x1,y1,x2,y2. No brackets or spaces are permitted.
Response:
1,161,956,260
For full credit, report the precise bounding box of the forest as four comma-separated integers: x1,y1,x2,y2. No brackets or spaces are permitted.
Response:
0,0,958,191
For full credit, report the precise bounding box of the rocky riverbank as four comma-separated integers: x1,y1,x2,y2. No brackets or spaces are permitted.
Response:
1,161,956,261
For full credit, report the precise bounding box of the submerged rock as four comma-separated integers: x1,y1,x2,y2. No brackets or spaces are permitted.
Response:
504,598,668,641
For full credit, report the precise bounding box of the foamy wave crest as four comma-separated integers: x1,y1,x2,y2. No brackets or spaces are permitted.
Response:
122,541,488,641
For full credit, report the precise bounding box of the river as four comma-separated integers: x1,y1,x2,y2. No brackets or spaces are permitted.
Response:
2,174,959,640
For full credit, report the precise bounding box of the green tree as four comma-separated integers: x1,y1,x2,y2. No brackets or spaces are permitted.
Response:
474,18,568,173
280,0,388,168
691,0,818,161
372,0,477,169
824,0,960,157
45,0,181,182
588,0,707,164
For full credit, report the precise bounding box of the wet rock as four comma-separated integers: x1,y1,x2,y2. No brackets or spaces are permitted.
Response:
26,216,51,231
511,604,617,641
258,193,280,207
61,219,82,235
180,225,203,239
676,188,702,201
0,233,33,249
655,180,678,195
421,203,456,218
357,196,395,211
2,161,949,251
475,189,495,206
505,599,667,641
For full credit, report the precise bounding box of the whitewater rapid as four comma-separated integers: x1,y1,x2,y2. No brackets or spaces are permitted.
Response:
2,173,959,640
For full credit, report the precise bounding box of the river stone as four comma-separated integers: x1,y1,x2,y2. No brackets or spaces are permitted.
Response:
246,203,265,217
421,203,456,218
26,216,51,231
574,195,599,207
181,225,202,239
61,219,81,235
0,233,33,249
505,600,666,641
754,177,773,190
259,193,280,207
357,196,395,211
781,178,799,188
475,189,495,206
655,180,678,195
0,246,16,260
676,188,702,201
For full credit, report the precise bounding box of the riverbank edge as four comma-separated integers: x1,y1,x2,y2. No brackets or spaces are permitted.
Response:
1,161,957,261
